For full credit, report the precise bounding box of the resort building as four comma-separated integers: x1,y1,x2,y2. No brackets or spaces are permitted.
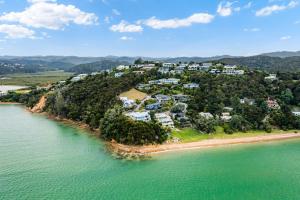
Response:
172,94,190,102
155,113,175,129
149,78,180,85
142,64,156,71
159,78,180,85
224,107,234,112
224,65,237,70
146,103,161,110
183,83,199,89
71,74,88,82
120,97,136,109
114,72,124,78
292,112,300,117
133,71,145,75
91,72,101,76
199,112,214,119
210,69,221,74
265,74,278,81
170,69,184,75
148,80,160,85
176,64,188,70
116,65,130,71
223,69,245,75
155,94,172,104
240,98,255,105
125,111,151,122
0,90,6,97
221,112,232,122
188,64,201,71
162,63,175,68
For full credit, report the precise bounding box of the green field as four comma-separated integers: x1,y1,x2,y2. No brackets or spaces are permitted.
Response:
172,127,300,143
0,71,73,86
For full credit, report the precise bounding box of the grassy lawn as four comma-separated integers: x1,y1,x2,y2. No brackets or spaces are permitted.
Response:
172,127,300,143
0,71,73,86
119,88,148,101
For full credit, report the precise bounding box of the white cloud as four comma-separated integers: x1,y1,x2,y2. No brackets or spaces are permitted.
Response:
280,35,291,40
120,36,133,40
143,13,214,29
244,28,261,32
101,0,108,4
217,1,236,17
110,20,143,32
256,0,299,16
27,0,56,3
0,24,35,39
112,9,121,16
0,1,98,30
295,20,300,24
244,2,252,9
104,16,111,24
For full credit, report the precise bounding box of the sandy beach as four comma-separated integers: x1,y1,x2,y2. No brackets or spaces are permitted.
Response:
0,102,22,105
110,133,300,155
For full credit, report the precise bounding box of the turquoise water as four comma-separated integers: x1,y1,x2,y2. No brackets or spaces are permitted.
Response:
1,105,300,200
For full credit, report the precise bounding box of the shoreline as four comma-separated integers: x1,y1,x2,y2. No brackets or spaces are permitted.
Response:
109,133,300,156
0,102,22,105
9,103,300,157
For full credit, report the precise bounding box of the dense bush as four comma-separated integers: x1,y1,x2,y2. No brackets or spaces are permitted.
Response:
45,73,144,128
100,106,168,145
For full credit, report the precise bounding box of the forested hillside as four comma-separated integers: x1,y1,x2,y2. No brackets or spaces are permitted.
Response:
218,56,300,72
67,60,130,74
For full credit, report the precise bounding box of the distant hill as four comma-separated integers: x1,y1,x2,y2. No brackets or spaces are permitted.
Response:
67,60,130,74
0,59,74,75
218,56,300,72
161,55,236,63
1,51,300,75
260,51,300,58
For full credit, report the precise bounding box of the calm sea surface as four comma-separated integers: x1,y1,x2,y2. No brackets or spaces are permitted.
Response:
1,105,300,200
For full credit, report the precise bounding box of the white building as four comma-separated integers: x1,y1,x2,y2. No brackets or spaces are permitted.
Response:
156,94,172,104
292,112,300,117
177,64,188,69
71,74,88,82
155,113,175,128
115,72,124,78
170,69,184,75
120,97,136,109
142,64,156,71
125,111,151,122
188,64,201,71
149,78,180,85
265,74,278,81
223,69,245,75
210,69,221,74
199,112,214,119
0,90,6,97
221,113,232,122
116,65,130,71
224,65,237,70
159,78,180,85
91,72,101,76
162,63,175,68
240,98,255,105
184,83,199,89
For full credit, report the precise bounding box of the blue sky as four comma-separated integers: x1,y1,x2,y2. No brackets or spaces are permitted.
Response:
0,0,299,57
